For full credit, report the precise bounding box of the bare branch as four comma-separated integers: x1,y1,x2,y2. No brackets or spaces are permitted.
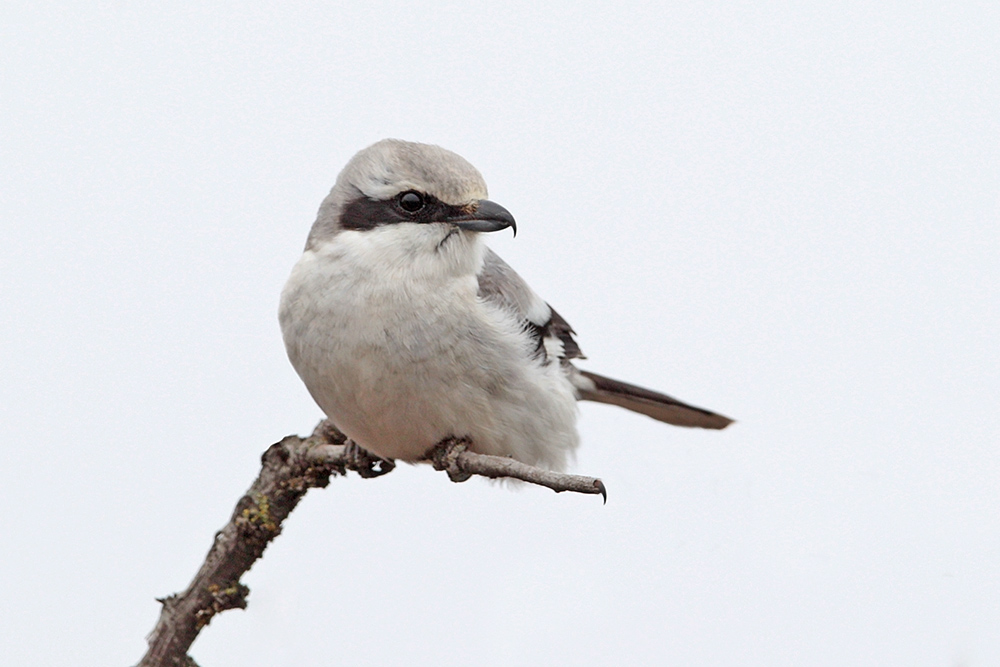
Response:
138,422,605,666
137,423,348,667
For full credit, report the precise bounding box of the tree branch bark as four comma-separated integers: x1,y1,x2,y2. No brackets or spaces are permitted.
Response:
137,421,605,666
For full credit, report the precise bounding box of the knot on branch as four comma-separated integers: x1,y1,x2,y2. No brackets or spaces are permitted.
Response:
282,460,345,492
264,432,348,485
195,582,250,629
315,420,349,446
429,438,473,483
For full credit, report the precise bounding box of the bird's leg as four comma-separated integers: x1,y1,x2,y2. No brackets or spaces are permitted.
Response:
427,437,474,483
343,440,396,478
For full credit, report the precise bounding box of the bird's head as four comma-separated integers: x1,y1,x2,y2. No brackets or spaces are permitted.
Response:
306,139,516,250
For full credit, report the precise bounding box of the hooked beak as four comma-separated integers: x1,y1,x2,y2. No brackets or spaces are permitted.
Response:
446,199,517,236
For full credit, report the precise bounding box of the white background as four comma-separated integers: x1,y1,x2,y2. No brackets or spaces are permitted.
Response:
3,2,998,665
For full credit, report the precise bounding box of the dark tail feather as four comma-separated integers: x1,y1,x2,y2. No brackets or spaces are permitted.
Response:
575,370,734,430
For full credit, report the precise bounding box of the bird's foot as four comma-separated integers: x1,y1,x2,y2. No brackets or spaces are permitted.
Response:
428,437,473,483
344,440,396,478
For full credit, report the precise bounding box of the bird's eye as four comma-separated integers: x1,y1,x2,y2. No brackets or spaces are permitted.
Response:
398,191,425,213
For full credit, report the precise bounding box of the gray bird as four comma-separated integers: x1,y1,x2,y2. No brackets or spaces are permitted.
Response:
280,139,732,472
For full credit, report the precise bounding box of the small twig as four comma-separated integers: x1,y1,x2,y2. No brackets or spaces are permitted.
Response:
429,437,607,502
138,422,605,666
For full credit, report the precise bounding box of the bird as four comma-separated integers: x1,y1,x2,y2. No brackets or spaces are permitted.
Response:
279,139,732,473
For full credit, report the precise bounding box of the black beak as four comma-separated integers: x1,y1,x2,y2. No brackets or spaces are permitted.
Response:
446,199,517,236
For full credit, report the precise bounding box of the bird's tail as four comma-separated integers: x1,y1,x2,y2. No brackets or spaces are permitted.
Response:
573,370,733,430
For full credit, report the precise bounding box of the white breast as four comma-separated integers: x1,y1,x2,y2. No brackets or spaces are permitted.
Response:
279,224,579,470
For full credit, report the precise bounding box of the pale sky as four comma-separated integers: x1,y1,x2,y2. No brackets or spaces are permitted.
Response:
3,2,999,665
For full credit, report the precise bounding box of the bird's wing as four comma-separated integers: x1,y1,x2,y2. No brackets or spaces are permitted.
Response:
476,248,732,430
477,247,583,363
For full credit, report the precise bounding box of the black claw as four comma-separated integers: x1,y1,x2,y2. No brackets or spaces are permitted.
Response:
345,441,395,478
595,479,607,504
